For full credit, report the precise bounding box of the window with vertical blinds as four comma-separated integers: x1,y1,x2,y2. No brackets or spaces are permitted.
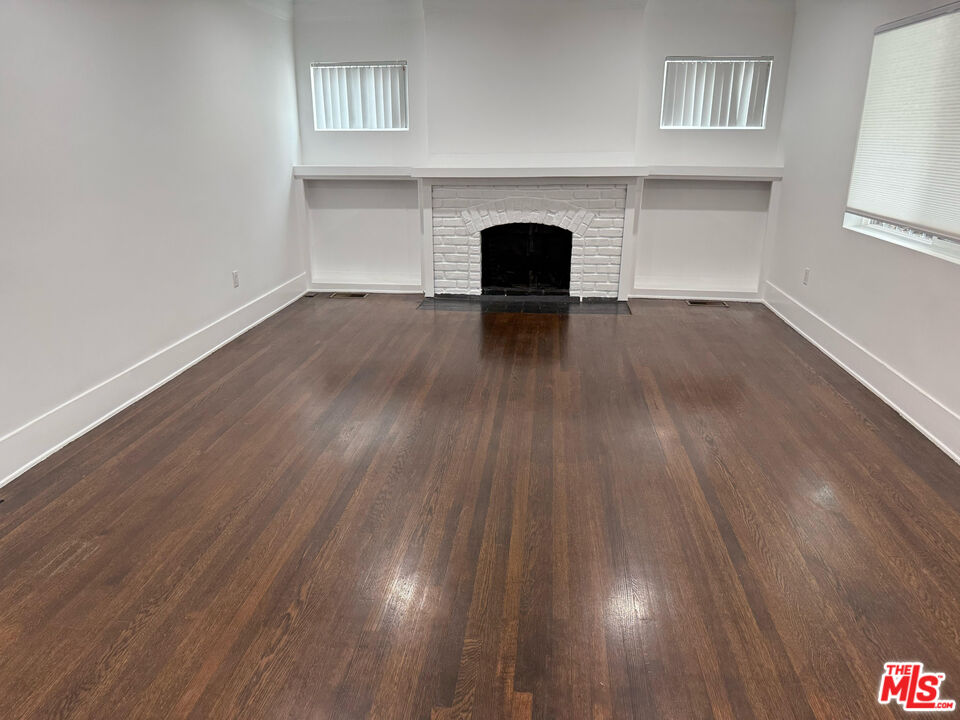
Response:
845,4,960,247
660,57,772,129
311,61,408,131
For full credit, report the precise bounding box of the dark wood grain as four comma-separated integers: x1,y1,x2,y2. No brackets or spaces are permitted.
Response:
0,295,958,719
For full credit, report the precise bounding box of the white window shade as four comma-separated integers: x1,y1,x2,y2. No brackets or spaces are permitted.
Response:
661,57,772,129
311,62,408,131
846,7,960,242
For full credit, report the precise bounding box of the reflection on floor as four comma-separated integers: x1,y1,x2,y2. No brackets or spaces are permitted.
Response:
0,295,958,719
418,294,632,315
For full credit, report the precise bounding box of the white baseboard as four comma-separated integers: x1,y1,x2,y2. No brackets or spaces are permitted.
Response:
309,281,422,294
763,281,960,465
631,287,761,302
0,273,307,489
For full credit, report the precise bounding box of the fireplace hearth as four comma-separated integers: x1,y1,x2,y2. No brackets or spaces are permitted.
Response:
481,223,572,295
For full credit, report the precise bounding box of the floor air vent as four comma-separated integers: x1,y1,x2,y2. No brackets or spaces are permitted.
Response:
329,292,368,299
686,299,729,308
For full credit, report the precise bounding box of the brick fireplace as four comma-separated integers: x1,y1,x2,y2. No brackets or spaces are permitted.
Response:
431,184,627,298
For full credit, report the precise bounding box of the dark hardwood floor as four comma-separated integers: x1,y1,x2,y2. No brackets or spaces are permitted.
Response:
1,295,958,719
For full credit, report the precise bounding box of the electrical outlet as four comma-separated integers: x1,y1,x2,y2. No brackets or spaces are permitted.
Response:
802,268,811,286
232,270,240,288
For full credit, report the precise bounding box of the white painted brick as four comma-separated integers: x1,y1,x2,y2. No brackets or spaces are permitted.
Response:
585,199,617,209
433,183,624,297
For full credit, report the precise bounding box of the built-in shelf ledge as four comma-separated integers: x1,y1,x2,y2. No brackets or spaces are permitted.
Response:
292,165,784,182
644,165,784,182
292,166,413,181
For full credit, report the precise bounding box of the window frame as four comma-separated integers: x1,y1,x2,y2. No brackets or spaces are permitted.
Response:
659,56,774,131
841,1,960,262
309,60,410,132
843,214,960,266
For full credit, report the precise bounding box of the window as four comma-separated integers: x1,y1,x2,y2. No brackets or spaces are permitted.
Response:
844,4,960,261
311,61,408,131
660,57,772,130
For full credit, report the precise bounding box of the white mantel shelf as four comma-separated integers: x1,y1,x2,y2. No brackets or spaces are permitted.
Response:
293,165,785,182
410,166,649,179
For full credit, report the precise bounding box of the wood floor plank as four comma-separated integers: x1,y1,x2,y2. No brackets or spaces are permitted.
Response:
0,295,957,719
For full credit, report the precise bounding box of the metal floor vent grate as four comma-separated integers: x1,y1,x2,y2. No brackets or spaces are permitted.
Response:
329,292,368,299
686,299,729,307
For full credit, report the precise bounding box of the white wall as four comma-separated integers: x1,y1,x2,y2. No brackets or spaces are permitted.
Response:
0,0,306,484
766,0,960,461
305,180,422,291
291,0,796,292
292,0,795,168
293,0,427,166
636,180,771,296
635,0,795,167
423,0,644,166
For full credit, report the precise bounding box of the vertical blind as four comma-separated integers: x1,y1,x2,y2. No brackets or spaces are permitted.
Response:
311,62,408,130
846,6,960,242
661,57,772,129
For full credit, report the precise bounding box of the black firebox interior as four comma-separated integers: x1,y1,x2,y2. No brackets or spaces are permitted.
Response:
480,223,572,295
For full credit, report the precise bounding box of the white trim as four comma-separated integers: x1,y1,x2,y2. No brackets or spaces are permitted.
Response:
876,0,960,34
0,274,308,489
631,288,762,302
293,167,414,181
618,179,641,302
310,61,408,68
763,281,960,465
292,166,784,181
308,281,422,294
420,179,435,297
660,57,774,130
842,214,960,266
310,61,409,132
312,128,410,133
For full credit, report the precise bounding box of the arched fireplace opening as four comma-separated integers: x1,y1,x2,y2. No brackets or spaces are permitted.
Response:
480,223,573,296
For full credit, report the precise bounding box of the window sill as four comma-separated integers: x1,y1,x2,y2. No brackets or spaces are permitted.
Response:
312,128,409,132
842,215,960,267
